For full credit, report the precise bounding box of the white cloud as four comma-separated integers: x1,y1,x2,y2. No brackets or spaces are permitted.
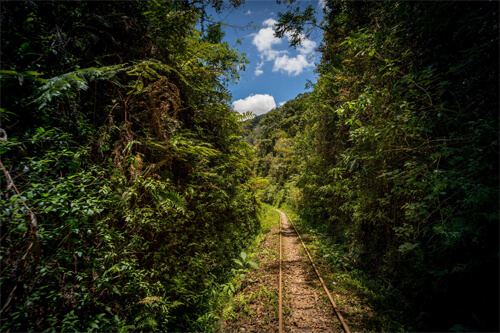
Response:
284,31,317,54
318,0,326,9
252,25,285,61
298,37,317,55
263,18,278,27
273,54,315,76
255,61,264,76
279,101,287,107
244,10,251,15
232,94,276,115
252,18,317,77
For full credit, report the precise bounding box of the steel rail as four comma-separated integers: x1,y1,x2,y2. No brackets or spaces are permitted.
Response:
278,211,283,333
278,209,351,333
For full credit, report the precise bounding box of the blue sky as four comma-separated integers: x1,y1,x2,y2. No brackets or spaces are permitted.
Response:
209,0,325,115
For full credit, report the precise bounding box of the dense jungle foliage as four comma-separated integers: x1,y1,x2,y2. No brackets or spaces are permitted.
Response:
255,1,499,331
1,1,499,332
1,1,263,331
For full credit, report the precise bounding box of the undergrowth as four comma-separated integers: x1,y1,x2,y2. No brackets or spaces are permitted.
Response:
214,203,279,330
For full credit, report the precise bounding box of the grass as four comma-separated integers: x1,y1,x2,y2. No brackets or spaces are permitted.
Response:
259,203,280,234
214,203,280,330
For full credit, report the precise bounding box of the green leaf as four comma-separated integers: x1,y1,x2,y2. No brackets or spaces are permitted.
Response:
248,261,259,270
0,70,18,77
240,251,247,261
112,286,122,295
23,70,44,76
398,242,419,253
232,259,243,267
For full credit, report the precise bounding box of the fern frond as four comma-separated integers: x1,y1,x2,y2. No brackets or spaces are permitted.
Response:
156,189,185,213
171,137,219,158
33,64,127,109
127,60,174,78
142,178,186,213
237,111,256,123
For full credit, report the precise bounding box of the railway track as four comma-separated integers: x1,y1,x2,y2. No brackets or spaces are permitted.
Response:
276,209,351,333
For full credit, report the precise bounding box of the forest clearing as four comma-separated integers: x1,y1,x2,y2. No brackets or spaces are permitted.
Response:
1,1,498,332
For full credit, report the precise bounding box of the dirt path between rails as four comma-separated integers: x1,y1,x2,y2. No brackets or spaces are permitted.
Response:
222,211,341,333
280,210,341,333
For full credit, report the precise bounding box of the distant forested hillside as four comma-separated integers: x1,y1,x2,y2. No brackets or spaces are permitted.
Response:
242,113,267,146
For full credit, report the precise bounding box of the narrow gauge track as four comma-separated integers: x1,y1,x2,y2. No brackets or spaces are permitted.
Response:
277,210,351,333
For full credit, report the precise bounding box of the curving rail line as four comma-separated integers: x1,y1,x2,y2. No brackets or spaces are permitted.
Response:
276,209,351,333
